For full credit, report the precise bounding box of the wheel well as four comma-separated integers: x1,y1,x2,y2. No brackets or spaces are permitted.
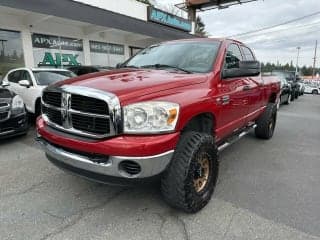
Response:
182,113,215,136
269,93,277,103
35,98,41,113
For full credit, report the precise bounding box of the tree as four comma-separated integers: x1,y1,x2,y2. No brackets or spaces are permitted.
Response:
260,61,319,76
195,16,207,37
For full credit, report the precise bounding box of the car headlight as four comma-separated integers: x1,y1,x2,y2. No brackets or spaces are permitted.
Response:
123,101,179,134
11,95,25,115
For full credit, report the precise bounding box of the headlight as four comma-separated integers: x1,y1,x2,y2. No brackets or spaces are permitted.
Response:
11,95,25,115
123,101,179,134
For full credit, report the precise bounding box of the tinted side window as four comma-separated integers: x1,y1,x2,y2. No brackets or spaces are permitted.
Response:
241,46,255,60
8,70,22,83
225,44,243,69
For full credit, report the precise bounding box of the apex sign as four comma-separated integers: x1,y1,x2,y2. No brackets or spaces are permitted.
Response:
147,6,192,32
38,52,80,67
32,33,84,67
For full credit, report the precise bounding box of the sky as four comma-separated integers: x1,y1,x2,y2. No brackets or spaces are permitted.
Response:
155,0,320,67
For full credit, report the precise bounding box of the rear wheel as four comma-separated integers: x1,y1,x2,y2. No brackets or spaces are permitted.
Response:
161,131,219,213
255,103,277,140
312,90,319,95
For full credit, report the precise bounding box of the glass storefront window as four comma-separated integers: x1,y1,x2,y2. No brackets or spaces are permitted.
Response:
32,33,84,68
0,29,24,80
90,41,125,67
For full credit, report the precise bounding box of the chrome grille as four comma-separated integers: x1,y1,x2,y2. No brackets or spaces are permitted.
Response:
0,102,8,107
0,103,10,122
71,94,109,115
71,113,110,134
42,105,62,125
41,86,121,139
42,92,62,107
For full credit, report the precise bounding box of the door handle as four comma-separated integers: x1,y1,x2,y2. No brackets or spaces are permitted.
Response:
243,85,251,91
216,95,230,105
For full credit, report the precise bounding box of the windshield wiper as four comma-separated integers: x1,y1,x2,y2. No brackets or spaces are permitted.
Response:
122,65,140,69
141,64,193,74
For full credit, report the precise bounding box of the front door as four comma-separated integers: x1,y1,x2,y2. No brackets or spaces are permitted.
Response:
216,43,249,140
6,70,34,113
6,70,23,97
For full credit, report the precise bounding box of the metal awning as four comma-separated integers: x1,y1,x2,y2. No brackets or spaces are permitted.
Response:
0,0,194,40
176,0,259,11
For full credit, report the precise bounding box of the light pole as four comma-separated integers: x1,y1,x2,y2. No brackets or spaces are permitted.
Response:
295,46,301,79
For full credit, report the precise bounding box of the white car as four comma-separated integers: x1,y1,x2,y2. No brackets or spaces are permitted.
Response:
304,85,319,95
2,68,76,115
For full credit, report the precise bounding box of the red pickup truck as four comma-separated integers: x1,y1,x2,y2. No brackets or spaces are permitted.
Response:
36,38,280,213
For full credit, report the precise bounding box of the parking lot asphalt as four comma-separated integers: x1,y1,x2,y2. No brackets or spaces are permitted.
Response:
1,95,320,240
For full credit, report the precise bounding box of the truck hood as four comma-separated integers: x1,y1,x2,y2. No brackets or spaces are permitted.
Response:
56,69,208,102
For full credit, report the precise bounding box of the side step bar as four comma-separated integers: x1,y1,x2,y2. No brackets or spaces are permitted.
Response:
218,124,257,152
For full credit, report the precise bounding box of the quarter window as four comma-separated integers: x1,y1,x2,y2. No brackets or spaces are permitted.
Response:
225,44,243,69
241,46,255,60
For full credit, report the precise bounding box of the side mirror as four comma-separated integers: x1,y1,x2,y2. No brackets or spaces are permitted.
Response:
1,81,10,87
18,80,31,88
223,61,261,79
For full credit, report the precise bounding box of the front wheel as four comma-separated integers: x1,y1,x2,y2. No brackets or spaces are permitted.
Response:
255,103,277,139
312,90,319,95
161,131,219,213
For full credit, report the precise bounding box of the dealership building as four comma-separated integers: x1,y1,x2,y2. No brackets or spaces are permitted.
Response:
0,0,195,77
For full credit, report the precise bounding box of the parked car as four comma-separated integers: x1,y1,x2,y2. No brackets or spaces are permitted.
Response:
37,38,280,213
67,65,113,76
0,82,29,139
2,68,76,116
272,71,299,101
273,72,292,108
304,84,319,94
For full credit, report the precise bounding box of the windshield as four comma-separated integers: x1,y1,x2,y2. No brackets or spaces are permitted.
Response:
123,41,221,73
33,71,76,86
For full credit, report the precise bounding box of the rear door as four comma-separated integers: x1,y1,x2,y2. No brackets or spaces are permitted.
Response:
216,43,249,139
240,45,263,121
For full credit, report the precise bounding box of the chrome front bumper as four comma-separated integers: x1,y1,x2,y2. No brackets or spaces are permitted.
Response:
36,137,174,179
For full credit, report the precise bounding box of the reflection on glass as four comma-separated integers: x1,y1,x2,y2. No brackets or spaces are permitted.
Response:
33,70,76,86
0,29,25,78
